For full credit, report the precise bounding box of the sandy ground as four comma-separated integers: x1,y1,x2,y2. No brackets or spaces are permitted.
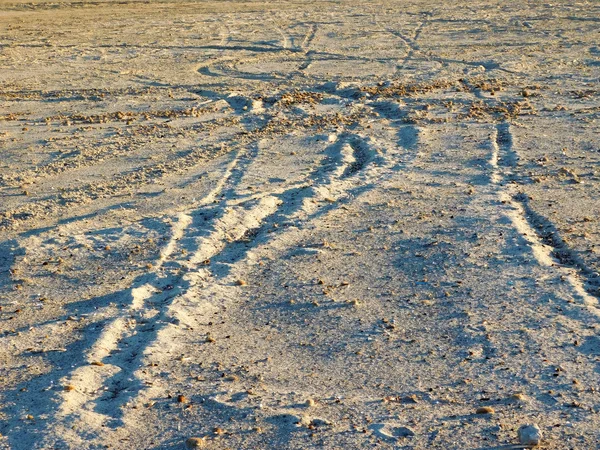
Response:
1,0,600,448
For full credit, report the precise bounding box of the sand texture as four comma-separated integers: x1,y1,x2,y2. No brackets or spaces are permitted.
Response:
1,0,600,448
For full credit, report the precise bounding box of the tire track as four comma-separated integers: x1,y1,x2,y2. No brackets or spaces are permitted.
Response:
489,123,600,315
14,131,362,441
272,21,291,50
57,196,281,430
301,23,318,50
0,148,251,445
0,142,232,232
49,128,410,442
298,24,318,71
388,17,430,70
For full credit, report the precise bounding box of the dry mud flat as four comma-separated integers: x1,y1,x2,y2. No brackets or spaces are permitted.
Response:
1,0,600,448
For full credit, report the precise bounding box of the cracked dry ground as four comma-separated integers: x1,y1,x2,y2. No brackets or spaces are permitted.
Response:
1,0,600,448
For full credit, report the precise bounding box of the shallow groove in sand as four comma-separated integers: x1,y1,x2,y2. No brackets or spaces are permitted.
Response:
490,123,600,314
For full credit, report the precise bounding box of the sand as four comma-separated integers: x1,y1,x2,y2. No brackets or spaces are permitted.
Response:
1,0,600,448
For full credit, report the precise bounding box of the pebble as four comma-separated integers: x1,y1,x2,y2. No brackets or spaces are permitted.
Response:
475,406,495,414
185,437,207,449
302,416,332,429
510,393,527,402
518,424,542,446
309,417,331,428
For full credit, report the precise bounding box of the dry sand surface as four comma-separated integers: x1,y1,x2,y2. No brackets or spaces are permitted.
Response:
1,0,600,448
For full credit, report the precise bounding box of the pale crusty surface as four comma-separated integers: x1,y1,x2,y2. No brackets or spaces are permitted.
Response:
1,0,600,449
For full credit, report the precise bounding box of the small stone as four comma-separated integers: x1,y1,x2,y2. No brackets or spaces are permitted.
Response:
518,424,542,446
90,361,104,366
476,406,495,414
307,417,332,428
403,394,419,404
63,385,76,392
305,398,316,407
510,393,527,402
177,394,187,403
236,279,247,286
185,437,206,449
